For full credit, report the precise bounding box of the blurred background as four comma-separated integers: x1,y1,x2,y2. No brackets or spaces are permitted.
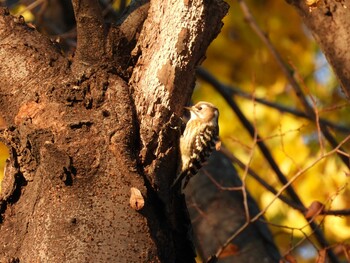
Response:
1,0,350,262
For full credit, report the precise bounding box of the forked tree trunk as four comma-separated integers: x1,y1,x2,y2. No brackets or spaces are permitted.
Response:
0,0,228,262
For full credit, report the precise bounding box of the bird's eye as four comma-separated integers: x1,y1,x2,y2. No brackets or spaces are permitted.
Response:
197,106,202,110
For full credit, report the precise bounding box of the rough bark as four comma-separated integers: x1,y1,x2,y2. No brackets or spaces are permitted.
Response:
128,0,229,260
286,0,350,99
0,0,228,262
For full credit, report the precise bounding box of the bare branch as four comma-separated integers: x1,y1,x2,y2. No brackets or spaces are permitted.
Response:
322,209,350,216
71,0,106,76
220,146,306,211
116,0,149,42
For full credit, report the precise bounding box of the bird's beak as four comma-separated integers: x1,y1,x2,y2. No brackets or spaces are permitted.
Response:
184,106,199,117
184,106,196,114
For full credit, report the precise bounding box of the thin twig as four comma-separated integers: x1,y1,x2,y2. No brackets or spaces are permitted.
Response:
71,0,106,75
261,219,318,257
220,146,306,211
202,169,242,191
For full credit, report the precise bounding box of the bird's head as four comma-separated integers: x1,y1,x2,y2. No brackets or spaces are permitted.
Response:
185,101,219,124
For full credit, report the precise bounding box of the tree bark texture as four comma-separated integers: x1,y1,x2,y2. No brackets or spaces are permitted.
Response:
0,0,228,262
286,0,350,99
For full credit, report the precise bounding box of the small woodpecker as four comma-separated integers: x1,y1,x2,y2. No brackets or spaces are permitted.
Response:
172,101,219,190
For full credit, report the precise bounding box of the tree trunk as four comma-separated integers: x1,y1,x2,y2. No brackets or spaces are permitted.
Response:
0,0,228,261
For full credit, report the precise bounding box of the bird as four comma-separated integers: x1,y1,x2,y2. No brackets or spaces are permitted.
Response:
172,101,219,190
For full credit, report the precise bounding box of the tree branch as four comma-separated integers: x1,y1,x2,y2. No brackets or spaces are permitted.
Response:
71,0,106,76
104,0,149,76
116,0,149,42
220,146,306,211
